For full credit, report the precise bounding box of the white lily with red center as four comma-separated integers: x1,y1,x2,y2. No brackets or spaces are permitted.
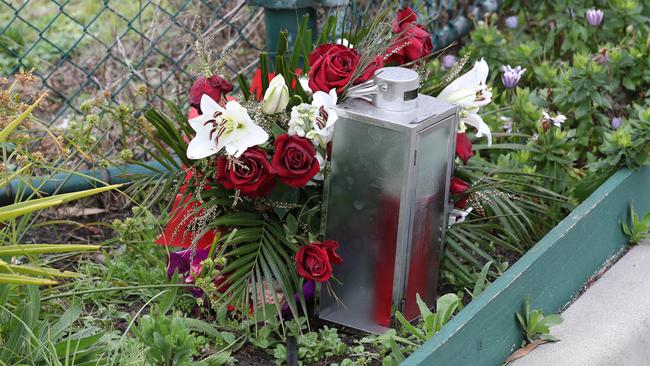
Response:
186,95,268,159
308,89,338,148
438,58,493,145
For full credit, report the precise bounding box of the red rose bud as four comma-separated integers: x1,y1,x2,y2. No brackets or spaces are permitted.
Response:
385,7,432,65
271,134,320,188
189,75,234,113
217,146,276,197
450,177,471,209
308,44,382,94
295,241,343,282
455,132,475,164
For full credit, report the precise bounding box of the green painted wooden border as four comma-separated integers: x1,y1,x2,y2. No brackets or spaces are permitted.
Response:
405,166,650,366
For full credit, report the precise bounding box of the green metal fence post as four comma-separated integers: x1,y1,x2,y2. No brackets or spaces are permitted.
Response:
249,0,346,54
263,6,317,53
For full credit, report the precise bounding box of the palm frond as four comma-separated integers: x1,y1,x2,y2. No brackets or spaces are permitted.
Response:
216,216,306,332
443,159,573,289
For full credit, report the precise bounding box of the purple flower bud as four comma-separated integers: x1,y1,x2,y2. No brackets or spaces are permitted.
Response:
167,248,210,298
501,65,526,89
441,54,458,70
611,116,623,130
505,16,518,29
586,9,604,27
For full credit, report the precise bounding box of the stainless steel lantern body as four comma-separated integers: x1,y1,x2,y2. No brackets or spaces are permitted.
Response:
319,68,458,334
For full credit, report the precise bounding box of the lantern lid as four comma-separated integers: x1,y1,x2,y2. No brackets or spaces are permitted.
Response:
335,94,456,132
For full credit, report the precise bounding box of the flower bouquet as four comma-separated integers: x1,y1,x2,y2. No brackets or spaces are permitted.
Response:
145,7,493,322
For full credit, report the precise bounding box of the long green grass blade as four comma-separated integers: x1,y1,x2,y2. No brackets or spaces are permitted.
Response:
0,244,101,256
0,184,120,222
0,94,46,142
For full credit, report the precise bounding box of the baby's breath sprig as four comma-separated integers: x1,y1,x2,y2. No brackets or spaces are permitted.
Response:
192,38,233,78
444,53,470,85
193,40,215,77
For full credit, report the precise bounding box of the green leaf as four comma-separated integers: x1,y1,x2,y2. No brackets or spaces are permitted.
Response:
395,311,426,341
542,314,563,327
0,184,120,222
50,302,83,341
0,273,58,285
237,74,252,101
0,93,45,142
0,244,101,256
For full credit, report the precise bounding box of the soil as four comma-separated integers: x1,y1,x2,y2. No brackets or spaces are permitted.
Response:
21,191,132,244
234,345,276,365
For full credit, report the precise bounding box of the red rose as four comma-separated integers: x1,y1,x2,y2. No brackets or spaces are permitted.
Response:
271,134,319,188
450,177,471,209
385,7,432,65
189,75,234,113
455,132,475,164
315,240,343,264
217,147,276,197
295,240,343,282
308,44,383,93
392,7,418,33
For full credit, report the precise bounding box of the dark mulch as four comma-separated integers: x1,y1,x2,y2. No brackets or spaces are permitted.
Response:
234,345,276,365
21,191,132,244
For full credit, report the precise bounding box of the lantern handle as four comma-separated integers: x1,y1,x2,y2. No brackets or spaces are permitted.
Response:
344,79,379,102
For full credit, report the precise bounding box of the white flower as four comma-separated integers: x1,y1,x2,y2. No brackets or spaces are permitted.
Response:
309,89,338,147
288,89,339,148
262,74,290,115
463,112,492,146
187,95,268,159
449,207,473,225
500,116,513,133
542,111,567,128
298,76,312,95
288,103,317,138
438,58,492,108
310,151,326,182
335,38,354,48
438,58,493,146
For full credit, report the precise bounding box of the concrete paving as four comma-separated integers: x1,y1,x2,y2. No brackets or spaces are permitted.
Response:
513,242,650,366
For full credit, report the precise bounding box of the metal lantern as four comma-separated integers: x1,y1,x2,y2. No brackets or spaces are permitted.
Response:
319,67,459,334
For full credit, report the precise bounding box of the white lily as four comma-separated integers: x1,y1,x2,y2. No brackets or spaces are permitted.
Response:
438,58,492,108
438,58,493,145
298,76,312,95
308,89,338,147
187,95,268,159
449,207,473,226
463,112,492,146
262,74,289,115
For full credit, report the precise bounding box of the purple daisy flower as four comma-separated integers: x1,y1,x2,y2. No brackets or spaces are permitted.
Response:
441,54,458,70
501,65,527,89
505,15,518,29
586,9,604,27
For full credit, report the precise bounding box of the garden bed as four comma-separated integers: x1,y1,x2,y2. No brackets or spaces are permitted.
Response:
406,165,650,365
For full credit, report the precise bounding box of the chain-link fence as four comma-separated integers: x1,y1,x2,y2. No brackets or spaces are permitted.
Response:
1,0,265,173
0,0,498,195
1,0,499,127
